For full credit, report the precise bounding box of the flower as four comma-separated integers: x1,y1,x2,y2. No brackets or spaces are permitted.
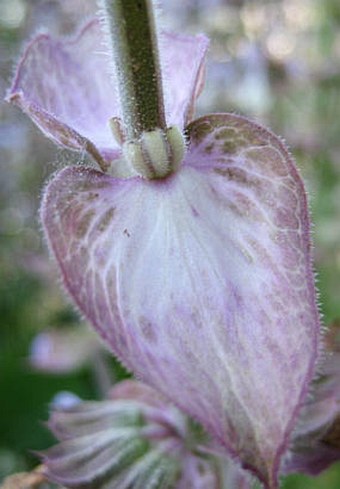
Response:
7,17,321,488
41,380,252,489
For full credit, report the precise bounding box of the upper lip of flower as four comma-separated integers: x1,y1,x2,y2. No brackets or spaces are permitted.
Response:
6,18,209,169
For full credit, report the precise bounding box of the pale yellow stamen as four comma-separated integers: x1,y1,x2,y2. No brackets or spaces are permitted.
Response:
122,126,186,179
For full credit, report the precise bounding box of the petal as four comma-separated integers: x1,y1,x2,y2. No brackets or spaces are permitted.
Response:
284,430,340,477
41,113,320,488
283,387,340,476
161,32,209,128
44,430,148,485
109,379,172,410
284,324,340,475
7,20,119,162
48,400,142,440
7,20,208,161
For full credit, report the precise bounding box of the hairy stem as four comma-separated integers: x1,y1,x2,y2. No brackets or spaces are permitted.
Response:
101,0,166,140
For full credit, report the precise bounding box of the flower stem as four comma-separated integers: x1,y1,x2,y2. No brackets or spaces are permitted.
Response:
102,0,166,140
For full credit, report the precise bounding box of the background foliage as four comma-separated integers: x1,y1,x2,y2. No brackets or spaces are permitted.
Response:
0,0,339,487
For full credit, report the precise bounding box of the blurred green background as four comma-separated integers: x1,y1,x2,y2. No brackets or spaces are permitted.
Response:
0,0,339,487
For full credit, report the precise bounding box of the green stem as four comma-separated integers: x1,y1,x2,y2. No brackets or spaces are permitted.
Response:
102,0,166,140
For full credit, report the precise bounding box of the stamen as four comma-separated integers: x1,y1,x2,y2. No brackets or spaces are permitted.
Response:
122,127,186,179
109,117,126,146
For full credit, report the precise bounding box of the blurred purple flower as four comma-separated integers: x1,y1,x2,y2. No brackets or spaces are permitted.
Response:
38,347,340,487
6,17,323,489
42,380,252,489
29,326,101,373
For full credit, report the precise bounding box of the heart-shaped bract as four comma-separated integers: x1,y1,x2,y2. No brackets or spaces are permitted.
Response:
41,113,320,488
